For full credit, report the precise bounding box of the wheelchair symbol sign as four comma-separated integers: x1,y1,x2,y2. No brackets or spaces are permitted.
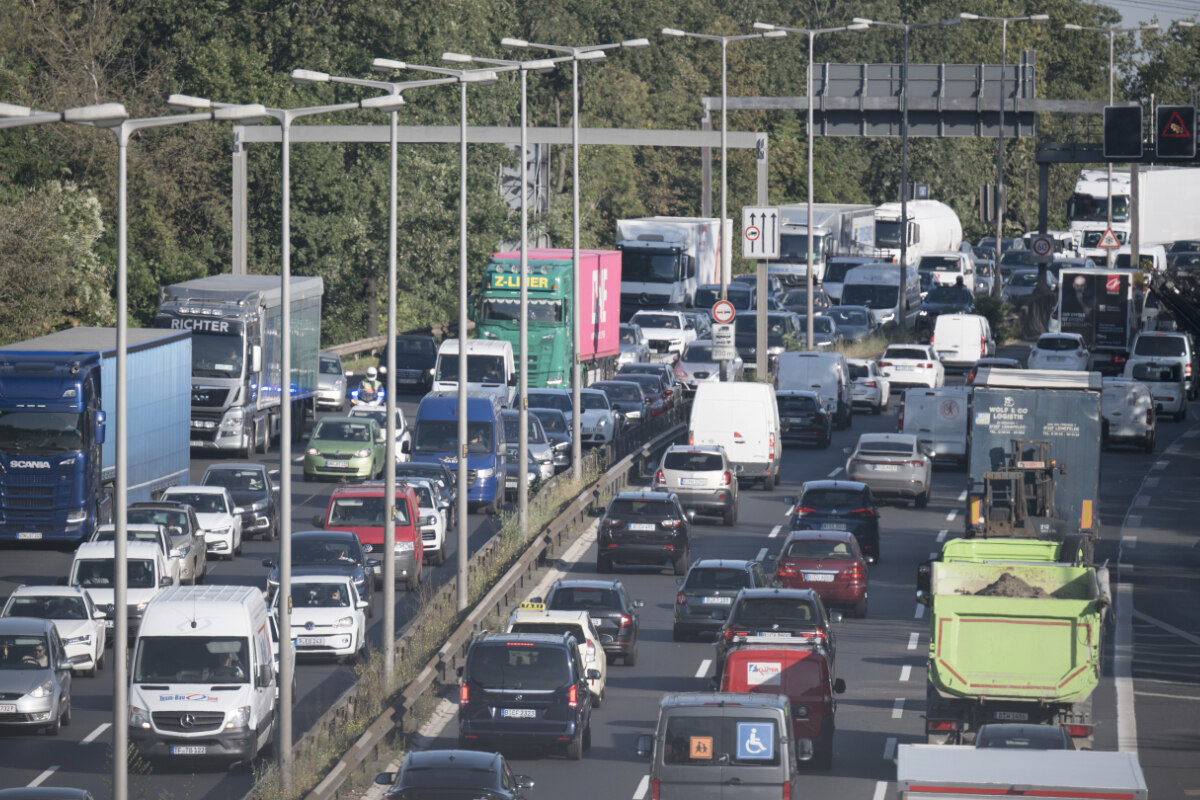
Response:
736,722,774,760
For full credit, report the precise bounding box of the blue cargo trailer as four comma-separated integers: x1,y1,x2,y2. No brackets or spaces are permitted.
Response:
0,328,192,543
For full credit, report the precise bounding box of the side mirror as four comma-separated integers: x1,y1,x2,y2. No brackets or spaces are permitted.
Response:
633,600,645,609
256,664,273,688
93,607,107,620
366,558,381,568
834,678,846,694
401,440,411,454
374,773,396,787
261,559,276,569
455,665,464,678
636,734,654,759
311,514,324,528
356,600,369,610
507,373,518,387
735,464,744,473
234,507,246,516
842,447,853,455
104,603,116,616
586,668,602,680
516,775,535,789
159,576,173,587
169,548,183,559
95,409,107,446
249,345,262,374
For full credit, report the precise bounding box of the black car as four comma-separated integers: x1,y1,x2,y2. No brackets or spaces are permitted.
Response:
714,587,838,676
592,380,651,426
974,723,1075,750
622,372,670,417
530,408,573,472
539,579,643,666
616,363,683,410
597,491,690,575
673,559,773,641
200,462,279,541
456,632,597,759
380,334,438,392
375,749,535,800
788,480,881,563
779,287,832,314
733,312,800,371
917,286,976,332
262,530,379,617
777,391,832,449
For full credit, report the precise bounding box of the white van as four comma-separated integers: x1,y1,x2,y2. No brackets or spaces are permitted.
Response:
840,263,922,330
689,382,781,490
1125,360,1187,422
1100,378,1156,452
129,585,277,765
69,540,173,639
917,251,977,292
931,314,994,369
900,386,971,468
433,339,516,406
774,351,853,429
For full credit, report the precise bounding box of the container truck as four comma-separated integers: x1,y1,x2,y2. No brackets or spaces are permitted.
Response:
897,746,1147,800
0,327,191,544
1067,166,1200,259
475,248,621,387
772,203,875,284
153,275,323,458
1053,268,1134,375
615,216,729,319
873,200,962,266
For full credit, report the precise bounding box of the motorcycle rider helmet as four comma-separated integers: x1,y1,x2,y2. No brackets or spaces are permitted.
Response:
366,366,378,380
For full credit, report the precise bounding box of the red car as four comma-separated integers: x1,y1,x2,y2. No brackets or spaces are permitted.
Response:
773,530,869,618
316,482,423,591
623,372,669,417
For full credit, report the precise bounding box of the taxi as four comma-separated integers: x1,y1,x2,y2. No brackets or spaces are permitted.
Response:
505,601,609,706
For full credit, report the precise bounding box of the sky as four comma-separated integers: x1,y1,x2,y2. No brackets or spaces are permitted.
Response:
1107,0,1200,26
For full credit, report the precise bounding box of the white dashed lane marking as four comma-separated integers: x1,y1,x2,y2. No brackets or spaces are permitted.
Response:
914,604,925,619
1127,515,1142,528
899,665,912,682
632,775,650,800
936,529,948,542
908,632,920,650
957,490,967,501
946,509,958,522
768,525,781,539
29,767,59,788
695,659,712,679
883,736,897,760
828,467,843,478
80,722,111,744
872,782,887,800
891,698,905,719
1144,477,1159,489
756,547,768,561
1133,495,1150,507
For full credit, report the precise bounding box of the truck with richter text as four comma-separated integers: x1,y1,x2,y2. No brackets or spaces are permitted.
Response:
475,248,621,387
773,203,875,285
154,275,324,458
615,216,728,320
0,327,191,544
1067,166,1200,259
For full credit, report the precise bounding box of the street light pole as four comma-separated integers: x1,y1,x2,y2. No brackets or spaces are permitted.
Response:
501,37,649,482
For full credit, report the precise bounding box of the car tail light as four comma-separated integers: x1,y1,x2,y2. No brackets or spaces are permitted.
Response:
651,779,660,800
724,630,750,640
721,471,732,486
850,507,875,516
654,470,665,485
676,592,687,605
843,564,865,581
1066,724,1092,738
920,362,933,369
1050,307,1058,321
769,432,776,460
568,683,578,708
863,380,877,388
663,389,673,397
688,431,695,445
781,782,790,800
459,682,469,705
1188,363,1193,379
619,614,632,627
927,720,959,732
1147,407,1154,426
967,370,976,385
792,506,817,515
776,561,797,576
879,361,892,368
604,518,621,527
906,460,925,467
663,518,682,528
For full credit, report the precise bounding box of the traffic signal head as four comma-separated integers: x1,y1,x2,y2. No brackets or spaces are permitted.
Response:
1103,105,1143,160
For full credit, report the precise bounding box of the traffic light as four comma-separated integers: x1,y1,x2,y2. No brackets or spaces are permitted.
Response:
1156,105,1196,159
1103,106,1143,160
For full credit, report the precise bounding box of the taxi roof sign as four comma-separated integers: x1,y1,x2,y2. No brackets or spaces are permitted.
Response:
518,601,546,611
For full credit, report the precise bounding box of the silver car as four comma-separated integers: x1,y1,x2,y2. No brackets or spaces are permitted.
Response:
844,433,932,507
0,617,74,734
618,323,651,366
501,410,555,482
676,340,744,392
652,444,740,525
317,353,346,411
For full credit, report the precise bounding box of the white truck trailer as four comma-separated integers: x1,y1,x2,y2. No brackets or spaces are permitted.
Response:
615,216,729,320
1067,167,1200,260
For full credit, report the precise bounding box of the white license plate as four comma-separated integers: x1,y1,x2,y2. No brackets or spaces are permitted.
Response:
0,703,16,713
756,632,790,638
501,708,536,718
325,460,349,468
1048,356,1065,362
805,573,836,582
104,620,114,628
872,464,899,471
680,478,705,486
189,440,205,447
297,637,324,646
591,618,605,627
171,746,207,755
993,711,1028,721
629,523,656,531
937,351,954,358
821,523,847,530
701,596,732,605
17,531,42,541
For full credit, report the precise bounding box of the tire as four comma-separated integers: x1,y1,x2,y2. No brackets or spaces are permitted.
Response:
302,471,312,483
722,505,735,526
584,723,593,750
872,400,882,415
673,550,689,576
433,541,447,567
596,556,612,574
366,595,375,620
593,687,604,709
97,649,105,672
1144,435,1156,454
763,472,776,492
853,599,869,619
624,646,638,667
811,730,834,770
844,408,853,429
1176,409,1187,422
266,518,278,542
819,433,831,450
915,488,930,508
673,626,688,642
234,532,243,556
565,729,584,760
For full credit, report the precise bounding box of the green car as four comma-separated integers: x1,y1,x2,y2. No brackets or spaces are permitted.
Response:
303,417,386,482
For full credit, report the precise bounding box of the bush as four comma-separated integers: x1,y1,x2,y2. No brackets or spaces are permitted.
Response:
973,294,1021,343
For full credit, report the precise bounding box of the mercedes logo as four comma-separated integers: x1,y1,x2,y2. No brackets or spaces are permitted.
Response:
180,713,196,729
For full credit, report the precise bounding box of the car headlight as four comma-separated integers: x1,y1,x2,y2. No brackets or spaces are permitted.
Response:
130,705,151,729
626,410,641,419
354,448,372,458
135,602,149,613
475,467,494,478
28,680,54,699
306,447,321,456
395,541,415,553
537,453,552,464
63,634,91,646
333,616,355,628
597,418,609,428
226,705,251,729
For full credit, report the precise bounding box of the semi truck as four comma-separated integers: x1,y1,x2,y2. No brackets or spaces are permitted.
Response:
615,217,728,319
1053,268,1135,375
872,200,962,267
153,275,324,458
0,328,191,544
1067,166,1200,259
772,203,875,284
475,248,621,387
966,369,1103,563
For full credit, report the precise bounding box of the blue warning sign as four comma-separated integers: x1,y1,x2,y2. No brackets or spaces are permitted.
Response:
735,721,775,761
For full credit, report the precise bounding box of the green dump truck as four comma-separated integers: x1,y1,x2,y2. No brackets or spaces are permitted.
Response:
917,544,1109,749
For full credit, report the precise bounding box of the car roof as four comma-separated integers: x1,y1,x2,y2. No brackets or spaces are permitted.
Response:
403,748,501,772
664,444,724,455
129,501,194,511
163,485,226,496
0,617,58,636
613,490,676,501
476,631,571,647
509,608,592,626
551,579,623,592
782,528,857,544
9,585,90,599
857,432,918,446
291,529,361,543
776,390,821,399
659,692,788,711
328,482,416,498
290,573,355,585
73,541,162,558
737,587,820,601
690,559,755,571
204,462,266,471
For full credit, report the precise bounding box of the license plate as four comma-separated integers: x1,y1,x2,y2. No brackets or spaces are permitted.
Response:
501,708,536,718
680,478,705,486
326,460,349,468
297,637,324,646
805,573,836,582
104,620,114,628
0,704,16,713
994,711,1028,721
756,632,790,638
938,351,953,358
629,523,656,531
872,464,899,471
17,532,42,541
189,440,205,447
170,746,207,755
701,596,732,605
821,523,847,530
591,618,605,628
1048,356,1065,362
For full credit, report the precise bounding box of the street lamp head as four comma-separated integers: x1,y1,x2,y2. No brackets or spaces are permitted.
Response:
1140,24,1160,32
1030,15,1050,21
525,58,560,73
622,38,651,48
661,28,686,37
372,58,407,73
847,23,871,31
463,70,501,85
290,68,330,85
752,22,777,31
960,12,979,20
578,50,606,61
0,102,32,118
167,93,212,111
360,94,407,112
62,102,129,128
852,17,874,25
1177,21,1197,28
501,37,530,48
442,52,474,64
212,103,268,123
761,30,787,38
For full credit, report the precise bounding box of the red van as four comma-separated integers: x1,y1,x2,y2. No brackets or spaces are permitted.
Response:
316,481,422,591
718,641,845,769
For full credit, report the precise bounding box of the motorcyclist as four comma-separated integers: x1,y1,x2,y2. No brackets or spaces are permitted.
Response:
355,366,383,405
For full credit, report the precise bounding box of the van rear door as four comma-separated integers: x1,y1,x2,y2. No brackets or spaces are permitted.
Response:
719,714,789,799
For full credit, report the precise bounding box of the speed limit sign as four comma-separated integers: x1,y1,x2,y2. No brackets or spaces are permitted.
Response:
1030,234,1054,263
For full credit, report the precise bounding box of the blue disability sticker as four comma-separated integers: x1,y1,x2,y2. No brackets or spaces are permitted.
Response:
736,721,774,760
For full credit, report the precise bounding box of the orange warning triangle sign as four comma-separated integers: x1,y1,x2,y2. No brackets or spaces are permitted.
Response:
1097,227,1122,249
1161,109,1192,139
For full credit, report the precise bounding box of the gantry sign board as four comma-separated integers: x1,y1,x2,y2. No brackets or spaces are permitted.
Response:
743,206,781,260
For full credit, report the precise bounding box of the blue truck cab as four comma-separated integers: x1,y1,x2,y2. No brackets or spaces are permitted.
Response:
0,328,192,544
410,391,505,513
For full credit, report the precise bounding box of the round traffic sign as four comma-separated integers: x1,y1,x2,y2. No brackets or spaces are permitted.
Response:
1030,235,1053,257
745,225,761,242
712,299,736,324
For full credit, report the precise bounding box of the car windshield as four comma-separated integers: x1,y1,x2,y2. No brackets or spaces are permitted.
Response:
664,451,724,471
314,420,375,443
830,308,869,326
466,643,570,690
735,316,789,337
1037,337,1080,352
329,495,411,526
1001,250,1037,266
783,538,855,559
164,492,227,514
619,327,641,345
203,468,267,492
319,357,342,375
627,375,663,395
683,343,715,362
580,392,610,411
293,582,351,608
411,485,434,507
781,290,812,307
91,527,161,548
926,287,973,303
884,348,929,361
632,314,681,330
72,558,157,588
598,383,640,402
803,488,867,507
528,392,572,412
292,540,360,565
396,464,448,483
133,636,249,684
127,508,188,532
685,568,749,590
548,587,620,611
0,635,51,670
534,411,568,434
1132,363,1182,381
841,284,898,309
607,499,676,517
918,257,960,272
693,287,723,308
734,598,814,624
1133,336,1186,357
796,317,833,334
1010,271,1041,287
4,596,87,620
436,354,508,383
622,252,679,284
413,420,494,454
502,415,547,444
777,395,818,414
400,766,502,790
858,439,915,455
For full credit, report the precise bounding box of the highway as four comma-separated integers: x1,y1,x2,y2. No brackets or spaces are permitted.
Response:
2,348,1199,798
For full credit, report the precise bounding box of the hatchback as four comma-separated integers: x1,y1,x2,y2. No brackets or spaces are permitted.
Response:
159,485,243,559
776,391,832,449
780,287,832,314
622,372,669,417
592,380,651,426
539,580,643,666
828,305,879,343
2,587,107,677
773,530,869,618
0,617,73,735
879,344,945,389
304,416,387,482
713,587,839,677
279,575,368,663
652,445,739,525
672,559,772,641
617,362,684,410
375,750,534,800
1028,333,1089,371
675,340,744,390
788,480,881,563
844,433,932,507
847,359,890,414
597,491,691,574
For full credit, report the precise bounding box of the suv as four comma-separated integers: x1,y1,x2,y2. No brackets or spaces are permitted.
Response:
375,750,534,800
457,632,598,759
788,480,881,563
200,461,279,541
714,587,839,677
597,491,691,575
380,334,438,392
506,602,608,706
673,559,772,641
774,530,869,618
539,579,643,666
653,445,739,526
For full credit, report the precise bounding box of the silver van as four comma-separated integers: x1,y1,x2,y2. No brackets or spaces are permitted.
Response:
636,693,799,799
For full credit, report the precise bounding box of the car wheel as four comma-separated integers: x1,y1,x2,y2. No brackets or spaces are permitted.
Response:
596,556,612,574
235,532,243,556
722,505,735,526
853,599,869,619
763,472,775,491
624,646,638,667
819,432,831,450
97,648,105,672
1176,409,1187,422
593,687,604,709
302,471,312,483
366,596,375,620
583,722,593,750
566,729,585,760
1144,435,1156,454
916,488,930,508
434,541,447,566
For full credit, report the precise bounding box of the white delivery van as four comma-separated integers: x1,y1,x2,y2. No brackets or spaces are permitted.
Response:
840,263,922,330
900,387,970,468
69,540,173,640
931,314,994,369
1100,378,1156,452
1125,360,1187,422
128,585,277,765
689,382,781,490
917,251,977,292
433,339,516,406
774,351,853,429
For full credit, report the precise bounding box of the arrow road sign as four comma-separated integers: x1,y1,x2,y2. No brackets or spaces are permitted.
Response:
742,206,780,260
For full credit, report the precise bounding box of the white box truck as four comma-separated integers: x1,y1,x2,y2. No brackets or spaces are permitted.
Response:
772,203,875,284
616,216,729,319
873,200,963,267
1067,166,1200,259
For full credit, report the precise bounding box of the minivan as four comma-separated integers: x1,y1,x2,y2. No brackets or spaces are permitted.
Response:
689,383,782,490
774,351,852,430
432,338,516,407
636,692,800,798
931,314,994,369
409,391,505,514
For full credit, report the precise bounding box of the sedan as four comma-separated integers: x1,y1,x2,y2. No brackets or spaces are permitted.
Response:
526,388,574,424
376,750,534,800
2,587,106,677
828,305,879,343
1028,333,1090,371
0,617,73,735
90,523,191,586
676,340,744,391
159,485,243,560
795,315,842,349
621,373,669,418
531,408,572,472
787,479,881,563
617,362,684,410
672,559,772,641
844,433,932,507
617,323,651,366
578,388,621,445
201,462,279,541
501,410,554,481
879,344,945,389
773,529,869,618
780,287,832,314
303,417,387,482
316,353,346,411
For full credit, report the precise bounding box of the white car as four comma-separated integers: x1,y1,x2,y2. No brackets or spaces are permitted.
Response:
348,404,411,462
267,612,295,703
878,344,945,389
1028,333,1090,371
280,575,367,662
91,523,193,587
1,586,107,677
847,358,890,414
629,310,697,362
407,477,449,567
506,601,608,705
676,339,745,391
160,485,243,560
578,388,621,445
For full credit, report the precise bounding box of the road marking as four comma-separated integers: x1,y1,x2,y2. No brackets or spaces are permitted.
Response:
1144,476,1159,489
768,524,781,539
1123,536,1138,551
883,736,897,760
1135,690,1200,701
81,722,111,744
908,632,920,650
936,529,948,542
1167,442,1183,454
1151,460,1169,470
1133,494,1150,507
293,455,304,463
756,547,769,562
914,604,925,619
695,659,712,679
891,698,904,719
929,552,938,561
957,490,967,502
1127,514,1142,527
1186,429,1199,439
632,774,650,800
29,767,59,788
828,467,843,478
899,665,912,682
1133,609,1200,646
946,509,958,522
872,782,888,800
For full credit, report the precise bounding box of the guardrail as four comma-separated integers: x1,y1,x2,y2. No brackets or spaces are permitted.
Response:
323,323,467,361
